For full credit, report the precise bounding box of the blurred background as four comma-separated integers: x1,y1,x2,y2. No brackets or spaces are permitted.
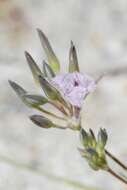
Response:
0,0,127,189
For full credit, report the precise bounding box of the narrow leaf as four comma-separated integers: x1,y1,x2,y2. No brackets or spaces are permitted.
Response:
38,75,65,103
69,41,79,72
38,75,58,100
9,80,27,98
98,128,108,148
37,29,60,73
43,60,55,78
80,128,89,147
25,51,43,84
9,80,30,106
23,94,48,106
30,115,55,129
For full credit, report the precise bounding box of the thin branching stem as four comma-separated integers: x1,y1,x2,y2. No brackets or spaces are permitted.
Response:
105,150,127,171
49,100,69,116
107,167,127,185
36,107,66,121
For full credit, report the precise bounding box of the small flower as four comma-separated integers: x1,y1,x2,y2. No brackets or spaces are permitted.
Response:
9,29,97,130
51,72,96,107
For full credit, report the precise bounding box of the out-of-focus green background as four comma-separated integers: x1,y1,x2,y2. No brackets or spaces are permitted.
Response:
0,0,127,189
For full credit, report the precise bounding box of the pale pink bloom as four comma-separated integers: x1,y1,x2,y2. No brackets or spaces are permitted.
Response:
51,72,96,107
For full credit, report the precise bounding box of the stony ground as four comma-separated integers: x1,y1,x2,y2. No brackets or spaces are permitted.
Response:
0,0,127,190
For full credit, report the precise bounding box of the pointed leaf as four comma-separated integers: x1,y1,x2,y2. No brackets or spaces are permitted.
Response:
25,51,43,84
23,94,48,106
37,29,60,73
43,60,55,78
69,41,79,72
89,129,96,148
98,128,108,148
9,80,27,100
80,128,90,148
38,75,59,100
30,115,55,129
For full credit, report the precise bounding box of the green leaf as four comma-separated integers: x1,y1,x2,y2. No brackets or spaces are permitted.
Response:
86,148,98,160
25,51,43,85
89,161,100,171
38,75,59,100
30,115,55,129
9,81,48,108
89,129,97,148
9,80,27,105
80,128,89,147
9,80,27,97
80,128,96,148
37,29,60,73
23,94,48,106
43,60,55,78
97,128,108,149
69,41,79,72
38,75,66,106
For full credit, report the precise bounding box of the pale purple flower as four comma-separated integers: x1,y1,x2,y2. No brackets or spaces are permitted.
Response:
51,72,96,107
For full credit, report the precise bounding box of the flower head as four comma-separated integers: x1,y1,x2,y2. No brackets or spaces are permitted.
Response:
52,72,96,107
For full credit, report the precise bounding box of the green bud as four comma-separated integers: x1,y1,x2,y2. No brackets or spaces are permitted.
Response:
79,128,108,171
80,128,96,148
86,148,98,161
87,148,108,171
37,29,60,73
80,128,89,147
97,128,108,149
89,161,100,171
30,115,54,129
69,41,80,72
43,60,55,78
88,129,97,148
25,51,43,85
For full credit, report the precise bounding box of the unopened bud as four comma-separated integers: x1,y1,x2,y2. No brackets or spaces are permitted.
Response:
69,41,79,72
30,115,54,129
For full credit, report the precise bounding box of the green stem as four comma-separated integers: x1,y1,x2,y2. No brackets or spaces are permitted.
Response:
36,106,66,121
0,154,100,190
49,100,69,116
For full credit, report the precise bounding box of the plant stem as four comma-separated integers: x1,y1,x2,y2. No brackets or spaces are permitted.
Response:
105,150,127,171
107,167,127,185
49,100,69,116
36,107,66,121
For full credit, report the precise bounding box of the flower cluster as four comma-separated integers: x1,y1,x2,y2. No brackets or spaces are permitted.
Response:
79,128,108,171
9,29,127,186
9,29,96,130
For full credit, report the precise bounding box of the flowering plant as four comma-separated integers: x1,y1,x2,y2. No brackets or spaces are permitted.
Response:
9,29,127,187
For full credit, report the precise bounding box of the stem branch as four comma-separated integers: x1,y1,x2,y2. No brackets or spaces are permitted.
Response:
105,150,127,171
36,107,66,121
107,167,127,185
